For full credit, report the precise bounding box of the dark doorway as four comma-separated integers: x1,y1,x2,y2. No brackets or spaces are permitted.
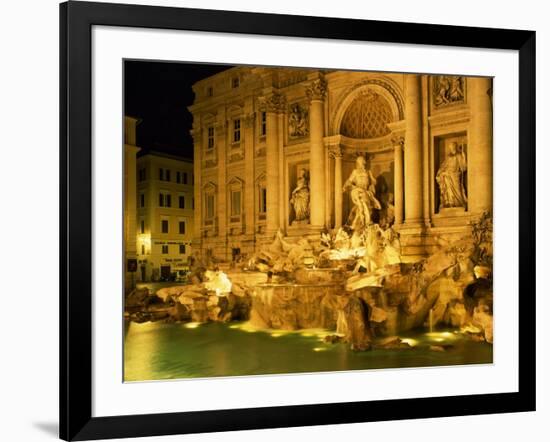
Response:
160,265,171,280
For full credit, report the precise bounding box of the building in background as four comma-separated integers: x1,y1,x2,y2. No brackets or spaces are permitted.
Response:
124,116,141,290
189,67,492,262
136,151,195,281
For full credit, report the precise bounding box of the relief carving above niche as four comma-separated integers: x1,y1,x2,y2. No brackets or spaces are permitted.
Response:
288,103,309,139
433,76,465,108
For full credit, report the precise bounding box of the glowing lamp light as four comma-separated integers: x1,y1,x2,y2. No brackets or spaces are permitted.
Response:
139,234,151,248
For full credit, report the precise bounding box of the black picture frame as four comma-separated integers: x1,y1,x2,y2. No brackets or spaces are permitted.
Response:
60,1,536,440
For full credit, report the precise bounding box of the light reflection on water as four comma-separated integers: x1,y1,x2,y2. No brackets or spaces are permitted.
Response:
124,321,492,382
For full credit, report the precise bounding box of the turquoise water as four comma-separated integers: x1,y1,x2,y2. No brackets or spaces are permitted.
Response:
124,321,492,382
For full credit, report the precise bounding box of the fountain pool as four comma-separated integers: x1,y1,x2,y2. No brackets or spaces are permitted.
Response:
124,320,492,382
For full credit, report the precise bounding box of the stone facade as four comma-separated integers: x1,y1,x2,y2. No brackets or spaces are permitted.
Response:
189,68,492,262
136,151,195,281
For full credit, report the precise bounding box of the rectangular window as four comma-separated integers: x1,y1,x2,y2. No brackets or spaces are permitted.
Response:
260,111,267,136
183,172,188,185
206,194,215,219
231,190,242,216
207,126,215,149
165,194,171,208
166,169,171,182
161,220,169,233
260,187,267,213
176,171,181,183
138,168,146,181
140,193,145,208
162,245,169,254
159,193,164,207
232,77,240,88
140,220,145,234
179,196,185,209
141,244,145,255
179,221,186,234
179,244,186,254
233,119,241,143
159,168,164,181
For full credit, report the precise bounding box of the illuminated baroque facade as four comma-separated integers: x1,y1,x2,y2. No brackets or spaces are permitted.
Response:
189,68,492,262
136,151,195,281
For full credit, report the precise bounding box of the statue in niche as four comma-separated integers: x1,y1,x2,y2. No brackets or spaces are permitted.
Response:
343,156,381,232
290,168,310,223
436,141,468,210
434,76,465,107
288,103,309,138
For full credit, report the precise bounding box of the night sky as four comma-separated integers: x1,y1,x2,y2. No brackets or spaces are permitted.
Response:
124,60,233,158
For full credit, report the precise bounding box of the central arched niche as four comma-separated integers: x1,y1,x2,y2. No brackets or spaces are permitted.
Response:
340,90,393,139
332,82,402,227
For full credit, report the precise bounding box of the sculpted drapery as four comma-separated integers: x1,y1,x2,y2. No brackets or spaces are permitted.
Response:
436,142,468,209
290,168,310,222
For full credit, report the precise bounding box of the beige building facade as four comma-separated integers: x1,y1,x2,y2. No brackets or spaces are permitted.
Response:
124,116,140,289
189,67,492,262
136,151,195,281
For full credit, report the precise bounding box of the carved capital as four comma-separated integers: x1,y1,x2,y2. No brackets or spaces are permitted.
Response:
214,120,228,135
243,112,256,128
329,144,343,159
257,92,286,113
305,77,327,102
190,128,202,142
391,135,404,147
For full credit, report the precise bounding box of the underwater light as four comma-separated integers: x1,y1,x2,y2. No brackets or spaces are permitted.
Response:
400,338,419,347
184,322,201,329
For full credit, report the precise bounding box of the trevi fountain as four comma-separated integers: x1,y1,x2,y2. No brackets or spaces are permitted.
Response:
124,153,493,381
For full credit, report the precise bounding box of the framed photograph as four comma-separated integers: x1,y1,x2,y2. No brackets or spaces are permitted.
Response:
60,1,536,440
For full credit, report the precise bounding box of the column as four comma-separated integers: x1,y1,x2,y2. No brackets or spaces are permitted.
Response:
243,109,255,236
421,75,431,224
191,127,202,242
306,76,327,230
278,112,286,230
393,137,404,225
468,77,493,214
404,74,424,224
260,92,285,235
331,145,344,229
216,117,227,251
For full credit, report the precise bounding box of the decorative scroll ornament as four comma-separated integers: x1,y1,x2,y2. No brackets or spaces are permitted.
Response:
340,90,392,139
433,75,465,107
288,103,309,138
257,92,287,113
305,77,327,102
